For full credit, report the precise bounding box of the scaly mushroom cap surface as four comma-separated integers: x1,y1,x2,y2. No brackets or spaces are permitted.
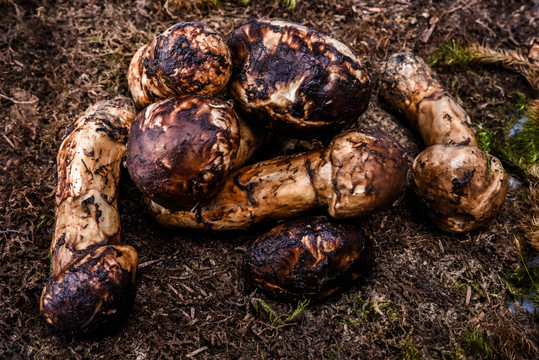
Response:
40,245,137,333
243,216,374,301
126,95,255,210
412,145,508,232
227,19,372,137
128,22,232,109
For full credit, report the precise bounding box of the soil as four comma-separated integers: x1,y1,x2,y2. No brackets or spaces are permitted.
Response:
1,0,538,359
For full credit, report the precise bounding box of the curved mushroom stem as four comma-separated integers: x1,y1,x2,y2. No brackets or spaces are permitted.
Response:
380,49,477,147
148,128,408,230
40,97,138,332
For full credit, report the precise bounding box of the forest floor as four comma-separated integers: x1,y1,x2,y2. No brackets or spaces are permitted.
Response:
0,0,538,359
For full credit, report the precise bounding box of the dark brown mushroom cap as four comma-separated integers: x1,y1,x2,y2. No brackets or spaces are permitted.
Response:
227,19,372,137
126,95,247,210
412,145,508,233
128,22,232,109
243,216,374,301
40,245,137,333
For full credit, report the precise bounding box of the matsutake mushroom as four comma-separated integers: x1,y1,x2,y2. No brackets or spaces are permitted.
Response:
126,95,259,210
243,216,374,301
40,97,138,333
148,128,408,230
227,19,372,137
380,50,508,232
128,22,232,109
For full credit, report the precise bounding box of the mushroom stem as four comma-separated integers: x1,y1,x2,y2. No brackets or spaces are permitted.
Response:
380,50,477,147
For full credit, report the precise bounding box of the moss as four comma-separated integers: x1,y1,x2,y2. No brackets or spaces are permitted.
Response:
280,0,297,10
473,93,539,180
496,96,539,179
251,298,310,328
462,327,495,359
346,295,396,323
399,336,422,360
475,125,495,153
36,213,54,227
504,265,539,307
428,41,477,68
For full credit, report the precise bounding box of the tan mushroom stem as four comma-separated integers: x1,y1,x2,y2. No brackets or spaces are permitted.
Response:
40,97,138,332
148,128,407,230
380,49,477,147
380,50,508,233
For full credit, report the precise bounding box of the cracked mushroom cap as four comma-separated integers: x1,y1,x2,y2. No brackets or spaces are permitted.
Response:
126,95,250,210
227,19,372,137
243,216,374,301
128,22,232,109
412,145,508,233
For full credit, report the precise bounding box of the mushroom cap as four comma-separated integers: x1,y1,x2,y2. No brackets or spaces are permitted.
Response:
321,128,409,218
227,19,372,137
412,145,508,233
126,95,244,210
128,22,232,109
243,216,374,301
40,245,137,333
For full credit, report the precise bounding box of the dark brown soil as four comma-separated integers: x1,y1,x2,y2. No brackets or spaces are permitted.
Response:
1,0,538,359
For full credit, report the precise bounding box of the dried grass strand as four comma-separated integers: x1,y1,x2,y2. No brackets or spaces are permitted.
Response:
523,182,539,251
467,43,539,91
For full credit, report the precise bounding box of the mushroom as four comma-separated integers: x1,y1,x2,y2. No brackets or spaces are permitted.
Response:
148,128,408,230
380,50,508,232
40,97,138,332
227,19,373,137
128,22,232,109
243,216,374,301
126,95,259,210
413,146,507,232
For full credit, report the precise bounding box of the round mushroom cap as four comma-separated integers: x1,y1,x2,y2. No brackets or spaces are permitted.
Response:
128,22,232,109
412,145,508,233
243,216,374,301
228,19,372,137
322,129,408,218
40,245,137,333
126,95,244,210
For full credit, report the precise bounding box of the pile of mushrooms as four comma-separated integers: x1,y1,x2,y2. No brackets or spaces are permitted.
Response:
41,20,507,333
